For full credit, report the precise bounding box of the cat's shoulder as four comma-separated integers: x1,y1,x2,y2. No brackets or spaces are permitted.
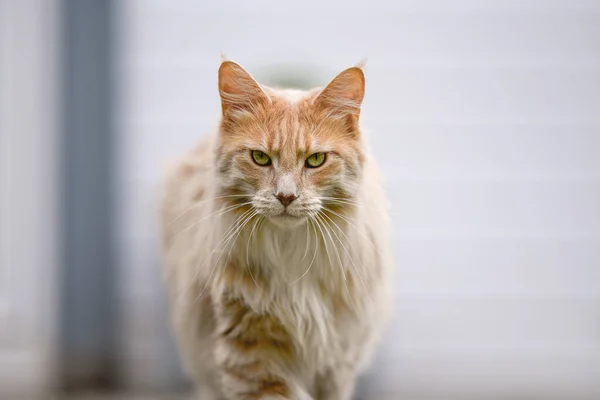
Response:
164,133,216,184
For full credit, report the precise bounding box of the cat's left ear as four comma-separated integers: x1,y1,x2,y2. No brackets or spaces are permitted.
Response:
314,67,365,131
218,61,269,119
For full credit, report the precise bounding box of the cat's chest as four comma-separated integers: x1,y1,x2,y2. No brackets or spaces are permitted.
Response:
231,224,359,351
270,282,350,368
223,243,361,376
243,226,344,282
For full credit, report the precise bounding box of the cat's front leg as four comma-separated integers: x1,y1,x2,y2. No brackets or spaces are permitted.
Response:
214,294,311,400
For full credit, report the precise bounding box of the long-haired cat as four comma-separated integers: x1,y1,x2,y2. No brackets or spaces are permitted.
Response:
161,60,392,400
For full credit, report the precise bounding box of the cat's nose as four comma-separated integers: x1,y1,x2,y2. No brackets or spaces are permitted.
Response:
275,193,298,207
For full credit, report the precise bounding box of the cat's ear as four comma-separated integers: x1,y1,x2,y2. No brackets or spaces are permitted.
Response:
314,67,365,122
218,61,268,118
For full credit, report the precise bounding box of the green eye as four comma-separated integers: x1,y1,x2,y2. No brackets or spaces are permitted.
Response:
305,152,326,168
251,150,271,166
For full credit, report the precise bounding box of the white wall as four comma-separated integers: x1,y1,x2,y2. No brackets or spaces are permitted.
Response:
116,0,600,397
0,0,60,395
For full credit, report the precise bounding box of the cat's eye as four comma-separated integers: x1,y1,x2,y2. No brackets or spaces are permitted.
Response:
251,150,272,166
305,152,326,168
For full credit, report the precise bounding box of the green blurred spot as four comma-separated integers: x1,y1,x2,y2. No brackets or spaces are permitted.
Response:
255,64,325,90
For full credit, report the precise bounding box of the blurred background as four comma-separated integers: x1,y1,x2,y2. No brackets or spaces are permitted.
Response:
1,0,599,399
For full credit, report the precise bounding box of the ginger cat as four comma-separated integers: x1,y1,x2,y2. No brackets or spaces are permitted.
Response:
161,60,392,400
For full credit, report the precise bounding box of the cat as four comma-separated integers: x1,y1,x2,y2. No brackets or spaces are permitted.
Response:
161,60,393,400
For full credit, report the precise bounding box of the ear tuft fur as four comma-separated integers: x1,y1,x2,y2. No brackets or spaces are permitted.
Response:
218,61,268,118
314,67,365,117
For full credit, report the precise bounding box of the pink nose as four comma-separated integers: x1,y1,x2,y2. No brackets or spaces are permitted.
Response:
276,193,298,207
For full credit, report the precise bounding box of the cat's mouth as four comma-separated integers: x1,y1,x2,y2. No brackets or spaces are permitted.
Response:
269,211,307,228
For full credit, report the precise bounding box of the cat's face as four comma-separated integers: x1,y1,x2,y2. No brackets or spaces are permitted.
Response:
216,61,365,228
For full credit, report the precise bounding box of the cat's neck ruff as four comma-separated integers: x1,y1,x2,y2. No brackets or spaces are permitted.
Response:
212,208,370,307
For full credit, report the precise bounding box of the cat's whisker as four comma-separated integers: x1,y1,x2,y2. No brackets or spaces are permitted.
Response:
246,217,260,268
317,196,364,207
178,208,253,303
319,195,388,211
196,209,258,301
288,219,319,285
245,215,264,292
319,212,373,302
317,198,368,214
322,206,382,258
316,214,346,282
320,196,399,218
312,215,337,281
319,197,390,217
316,214,358,312
173,201,252,239
301,220,310,261
167,194,249,226
327,213,374,290
218,212,264,284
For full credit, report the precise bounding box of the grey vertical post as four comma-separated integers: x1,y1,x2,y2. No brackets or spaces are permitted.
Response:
60,0,116,390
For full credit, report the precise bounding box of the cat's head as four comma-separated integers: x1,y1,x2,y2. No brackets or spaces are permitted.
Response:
216,61,365,228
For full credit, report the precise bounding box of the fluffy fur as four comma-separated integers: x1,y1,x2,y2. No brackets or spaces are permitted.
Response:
161,61,392,400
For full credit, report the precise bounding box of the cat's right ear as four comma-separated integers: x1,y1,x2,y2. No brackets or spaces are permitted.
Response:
218,61,268,118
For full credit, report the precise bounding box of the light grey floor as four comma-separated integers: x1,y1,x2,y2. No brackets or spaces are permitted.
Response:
41,394,187,400
66,395,186,400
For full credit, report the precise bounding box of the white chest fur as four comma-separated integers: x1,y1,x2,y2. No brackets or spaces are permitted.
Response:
211,218,377,376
